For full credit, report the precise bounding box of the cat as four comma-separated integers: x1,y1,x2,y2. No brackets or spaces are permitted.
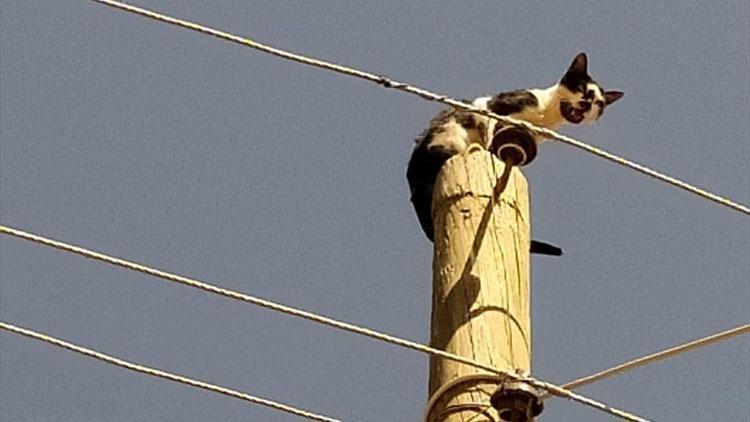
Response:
406,52,623,255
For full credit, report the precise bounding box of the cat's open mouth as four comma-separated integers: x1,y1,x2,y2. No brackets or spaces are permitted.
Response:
560,101,585,124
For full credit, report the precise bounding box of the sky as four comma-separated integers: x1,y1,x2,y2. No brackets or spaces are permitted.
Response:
1,1,748,421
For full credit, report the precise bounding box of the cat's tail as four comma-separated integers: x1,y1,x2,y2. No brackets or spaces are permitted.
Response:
530,240,563,256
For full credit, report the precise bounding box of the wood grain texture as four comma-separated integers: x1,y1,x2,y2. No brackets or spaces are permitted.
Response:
428,146,531,421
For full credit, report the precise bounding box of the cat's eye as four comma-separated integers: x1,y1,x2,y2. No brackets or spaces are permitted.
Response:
595,100,604,108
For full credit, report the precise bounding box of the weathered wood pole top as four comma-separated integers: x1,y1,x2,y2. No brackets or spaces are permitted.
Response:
427,146,532,421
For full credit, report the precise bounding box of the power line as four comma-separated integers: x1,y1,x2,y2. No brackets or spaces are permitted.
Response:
0,321,341,422
560,323,750,392
2,3,739,420
90,0,750,217
0,224,650,422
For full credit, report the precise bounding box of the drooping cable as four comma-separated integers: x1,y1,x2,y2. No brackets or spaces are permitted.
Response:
1,224,650,422
90,0,750,216
0,322,341,422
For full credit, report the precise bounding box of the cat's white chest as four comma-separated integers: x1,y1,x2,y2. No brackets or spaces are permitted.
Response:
523,88,565,130
515,108,560,129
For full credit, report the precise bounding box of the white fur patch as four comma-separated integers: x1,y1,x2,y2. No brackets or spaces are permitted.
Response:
520,85,565,130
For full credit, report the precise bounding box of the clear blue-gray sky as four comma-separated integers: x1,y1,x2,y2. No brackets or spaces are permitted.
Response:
1,1,748,421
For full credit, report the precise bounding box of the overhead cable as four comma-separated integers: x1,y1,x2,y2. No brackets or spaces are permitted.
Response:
560,323,750,392
0,224,650,422
91,0,750,216
0,321,341,422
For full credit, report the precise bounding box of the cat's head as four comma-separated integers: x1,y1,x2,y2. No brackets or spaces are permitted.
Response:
557,53,623,125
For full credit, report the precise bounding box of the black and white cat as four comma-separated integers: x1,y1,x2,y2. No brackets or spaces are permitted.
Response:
406,53,623,255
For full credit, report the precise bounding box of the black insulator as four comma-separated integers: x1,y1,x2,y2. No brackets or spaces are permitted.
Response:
490,381,544,422
490,126,537,166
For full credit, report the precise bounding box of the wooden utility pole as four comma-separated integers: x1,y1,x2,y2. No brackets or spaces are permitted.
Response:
425,145,534,422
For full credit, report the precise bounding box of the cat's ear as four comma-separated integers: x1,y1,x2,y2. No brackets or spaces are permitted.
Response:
567,52,588,75
604,90,624,105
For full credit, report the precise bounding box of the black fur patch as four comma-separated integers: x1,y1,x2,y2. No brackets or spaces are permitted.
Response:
408,109,467,239
560,70,593,93
487,90,539,116
604,91,624,105
406,138,456,241
561,52,594,93
560,101,584,124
